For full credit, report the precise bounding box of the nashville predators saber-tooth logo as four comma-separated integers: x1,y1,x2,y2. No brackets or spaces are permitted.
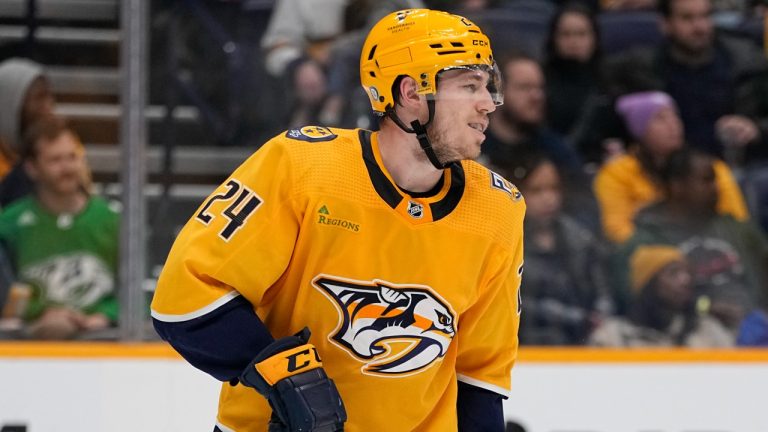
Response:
313,276,456,377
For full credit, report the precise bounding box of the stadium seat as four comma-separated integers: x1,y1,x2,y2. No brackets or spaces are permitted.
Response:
598,11,663,55
467,10,551,60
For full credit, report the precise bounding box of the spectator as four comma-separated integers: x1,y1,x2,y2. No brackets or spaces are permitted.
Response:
482,53,582,176
261,0,423,129
0,58,54,206
619,148,768,331
590,244,734,347
0,117,119,340
604,0,768,162
594,91,748,244
543,3,603,140
483,53,602,228
499,152,613,345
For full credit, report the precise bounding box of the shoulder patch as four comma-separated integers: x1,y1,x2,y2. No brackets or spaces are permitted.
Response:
489,170,523,201
285,126,338,142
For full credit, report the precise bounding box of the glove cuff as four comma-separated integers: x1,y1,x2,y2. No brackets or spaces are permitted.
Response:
256,343,323,386
238,327,347,431
240,327,317,395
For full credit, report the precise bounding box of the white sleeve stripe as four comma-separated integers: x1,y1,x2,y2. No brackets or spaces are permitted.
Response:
150,291,242,323
457,373,512,398
215,421,236,432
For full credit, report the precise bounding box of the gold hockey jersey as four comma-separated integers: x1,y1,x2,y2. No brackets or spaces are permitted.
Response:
151,126,525,431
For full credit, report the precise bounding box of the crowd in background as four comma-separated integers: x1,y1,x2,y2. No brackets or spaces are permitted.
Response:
0,0,767,346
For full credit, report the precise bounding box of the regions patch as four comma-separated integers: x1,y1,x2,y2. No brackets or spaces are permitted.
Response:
285,126,338,142
489,170,523,202
316,205,360,232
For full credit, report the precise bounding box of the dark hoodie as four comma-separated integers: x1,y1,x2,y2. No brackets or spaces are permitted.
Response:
604,35,768,158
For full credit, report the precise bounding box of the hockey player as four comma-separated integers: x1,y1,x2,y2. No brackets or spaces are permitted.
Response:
151,8,525,431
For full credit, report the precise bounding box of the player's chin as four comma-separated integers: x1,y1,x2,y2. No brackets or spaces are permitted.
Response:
463,142,483,161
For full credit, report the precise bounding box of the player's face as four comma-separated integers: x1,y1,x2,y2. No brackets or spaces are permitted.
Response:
500,60,545,127
642,106,684,157
520,161,562,225
427,68,496,163
664,0,714,55
554,11,596,63
27,131,86,196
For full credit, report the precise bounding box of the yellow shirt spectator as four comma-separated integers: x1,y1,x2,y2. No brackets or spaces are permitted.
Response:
594,152,748,243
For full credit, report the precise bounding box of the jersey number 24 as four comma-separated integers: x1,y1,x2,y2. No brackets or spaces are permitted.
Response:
195,179,263,242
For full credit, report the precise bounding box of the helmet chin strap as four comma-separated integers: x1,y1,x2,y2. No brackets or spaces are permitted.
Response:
386,96,448,170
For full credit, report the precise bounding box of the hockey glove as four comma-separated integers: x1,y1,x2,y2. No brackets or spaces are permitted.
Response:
240,328,347,432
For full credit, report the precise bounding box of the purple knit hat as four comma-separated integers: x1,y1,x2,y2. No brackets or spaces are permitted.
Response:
615,91,677,141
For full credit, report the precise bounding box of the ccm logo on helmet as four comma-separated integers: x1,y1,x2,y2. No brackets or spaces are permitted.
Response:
472,39,488,47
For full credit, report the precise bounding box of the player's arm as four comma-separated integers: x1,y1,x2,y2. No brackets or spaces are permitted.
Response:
153,299,346,431
455,227,524,431
151,136,345,430
152,293,274,380
151,137,298,380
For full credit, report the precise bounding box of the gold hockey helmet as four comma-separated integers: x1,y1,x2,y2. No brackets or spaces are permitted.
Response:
360,9,503,115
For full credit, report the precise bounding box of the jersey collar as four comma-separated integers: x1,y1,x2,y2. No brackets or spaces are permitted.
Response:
358,129,464,223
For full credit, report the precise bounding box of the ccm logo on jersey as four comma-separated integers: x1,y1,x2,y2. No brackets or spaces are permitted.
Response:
313,276,456,377
285,126,338,142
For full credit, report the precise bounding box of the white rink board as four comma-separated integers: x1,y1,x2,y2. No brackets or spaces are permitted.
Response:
1,358,767,432
0,358,220,432
505,363,768,432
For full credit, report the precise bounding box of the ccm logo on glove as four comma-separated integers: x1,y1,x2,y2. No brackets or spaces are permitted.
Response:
255,345,323,385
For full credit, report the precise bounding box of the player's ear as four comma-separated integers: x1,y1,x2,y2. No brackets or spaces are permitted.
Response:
398,76,422,109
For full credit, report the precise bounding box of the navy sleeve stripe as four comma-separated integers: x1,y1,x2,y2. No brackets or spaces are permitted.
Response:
457,381,505,432
150,291,241,322
152,294,274,381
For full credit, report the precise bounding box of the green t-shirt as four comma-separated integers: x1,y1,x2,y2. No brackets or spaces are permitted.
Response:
0,196,120,321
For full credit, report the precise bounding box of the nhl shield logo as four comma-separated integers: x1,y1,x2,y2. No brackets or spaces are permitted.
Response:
407,201,423,218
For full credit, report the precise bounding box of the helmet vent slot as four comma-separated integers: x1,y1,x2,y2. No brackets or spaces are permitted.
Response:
468,29,480,33
367,45,378,60
429,43,443,48
437,50,465,55
369,71,376,77
450,42,464,47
